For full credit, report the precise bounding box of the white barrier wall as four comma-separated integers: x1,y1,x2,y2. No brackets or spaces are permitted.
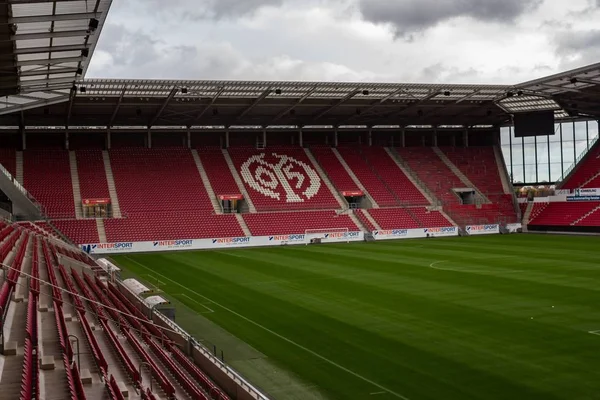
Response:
82,232,364,255
372,227,458,241
466,224,500,235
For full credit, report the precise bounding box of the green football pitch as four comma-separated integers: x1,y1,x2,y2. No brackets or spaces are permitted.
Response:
112,234,600,400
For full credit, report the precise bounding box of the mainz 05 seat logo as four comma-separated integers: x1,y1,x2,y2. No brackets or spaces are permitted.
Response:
241,153,321,202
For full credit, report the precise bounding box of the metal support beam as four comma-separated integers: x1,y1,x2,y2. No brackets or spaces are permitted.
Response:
8,0,87,3
454,89,481,104
65,86,76,127
108,86,127,127
19,83,72,93
311,88,360,123
268,86,316,125
7,12,101,24
18,67,80,77
0,45,88,59
572,78,600,85
188,87,224,126
237,87,272,121
338,87,405,125
6,30,92,41
376,90,442,122
16,56,84,67
17,76,76,86
149,86,178,127
0,95,68,116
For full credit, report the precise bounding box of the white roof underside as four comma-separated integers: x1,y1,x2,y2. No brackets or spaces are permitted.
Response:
1,0,112,114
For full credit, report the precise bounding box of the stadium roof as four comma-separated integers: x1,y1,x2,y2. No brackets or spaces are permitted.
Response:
0,0,112,112
0,1,598,130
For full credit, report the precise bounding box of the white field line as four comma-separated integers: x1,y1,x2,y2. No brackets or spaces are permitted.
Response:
180,293,214,313
588,330,600,336
145,273,166,286
124,256,411,400
428,257,528,274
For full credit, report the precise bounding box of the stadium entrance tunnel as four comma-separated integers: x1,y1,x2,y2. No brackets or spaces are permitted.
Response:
454,188,477,205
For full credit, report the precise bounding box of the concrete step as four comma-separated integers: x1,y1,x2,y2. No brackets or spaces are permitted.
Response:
191,150,222,214
222,149,257,213
69,151,83,219
332,148,380,208
96,219,107,243
493,146,512,194
15,151,23,184
433,147,491,203
572,204,600,225
102,151,122,218
385,147,438,205
235,213,252,236
582,171,600,188
361,209,382,231
304,148,348,209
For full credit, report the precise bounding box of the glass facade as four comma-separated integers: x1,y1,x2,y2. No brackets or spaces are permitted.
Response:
501,120,599,184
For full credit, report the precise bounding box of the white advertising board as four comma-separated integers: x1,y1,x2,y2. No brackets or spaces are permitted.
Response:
506,223,522,233
466,224,500,235
372,227,458,241
81,232,365,255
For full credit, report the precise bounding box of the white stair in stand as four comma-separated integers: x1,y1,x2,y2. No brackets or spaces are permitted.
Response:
222,149,257,213
235,214,252,236
332,148,380,208
69,151,83,219
96,219,107,243
15,151,24,184
433,147,491,203
304,148,348,209
102,151,122,218
361,209,382,231
191,149,222,214
385,147,437,205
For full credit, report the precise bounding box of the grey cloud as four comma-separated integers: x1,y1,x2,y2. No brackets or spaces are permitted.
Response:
88,23,385,82
139,0,284,19
554,30,600,69
358,0,543,38
419,63,481,83
207,0,284,18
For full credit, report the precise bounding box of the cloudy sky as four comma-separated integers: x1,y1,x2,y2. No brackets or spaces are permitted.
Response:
86,0,600,84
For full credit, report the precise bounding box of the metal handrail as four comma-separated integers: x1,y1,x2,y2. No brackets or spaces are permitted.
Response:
555,134,600,188
118,281,270,400
0,163,46,216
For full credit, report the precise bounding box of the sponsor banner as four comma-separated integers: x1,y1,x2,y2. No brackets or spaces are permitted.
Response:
269,234,306,243
506,223,522,233
424,227,458,237
567,195,600,202
320,231,362,242
153,239,194,250
81,232,364,254
574,188,600,196
82,242,133,254
82,198,111,205
372,227,458,241
218,194,243,200
211,237,252,246
466,224,499,235
341,191,364,197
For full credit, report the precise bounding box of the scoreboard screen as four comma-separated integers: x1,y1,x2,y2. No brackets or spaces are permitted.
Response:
513,111,555,137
